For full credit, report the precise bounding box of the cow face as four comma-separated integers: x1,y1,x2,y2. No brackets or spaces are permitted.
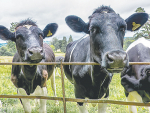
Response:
121,65,150,92
15,25,44,63
65,10,148,73
89,13,127,72
0,19,58,63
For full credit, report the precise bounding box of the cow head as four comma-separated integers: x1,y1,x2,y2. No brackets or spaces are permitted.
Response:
121,65,150,92
0,19,58,63
65,6,148,73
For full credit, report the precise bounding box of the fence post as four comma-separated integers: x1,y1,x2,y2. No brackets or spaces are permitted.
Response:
60,59,66,113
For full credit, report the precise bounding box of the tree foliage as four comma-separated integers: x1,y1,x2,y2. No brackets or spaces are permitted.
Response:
68,35,73,44
0,22,17,56
135,7,145,13
60,36,67,53
133,7,150,39
0,46,13,56
123,37,135,51
50,45,55,51
50,37,59,52
50,36,73,53
10,22,18,32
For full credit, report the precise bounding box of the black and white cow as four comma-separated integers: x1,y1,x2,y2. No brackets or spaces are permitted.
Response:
121,37,150,113
64,6,148,113
0,19,58,113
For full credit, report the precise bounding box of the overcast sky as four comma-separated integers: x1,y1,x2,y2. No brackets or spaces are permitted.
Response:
0,0,150,43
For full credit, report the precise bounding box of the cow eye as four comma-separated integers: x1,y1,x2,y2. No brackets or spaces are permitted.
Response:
119,26,125,32
90,27,100,34
16,35,23,39
92,28,97,33
39,34,43,39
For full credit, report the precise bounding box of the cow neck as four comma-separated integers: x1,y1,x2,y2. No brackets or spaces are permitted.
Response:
69,34,89,70
21,65,37,81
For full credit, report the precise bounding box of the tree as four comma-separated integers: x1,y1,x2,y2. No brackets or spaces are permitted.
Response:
10,22,18,32
61,36,67,53
50,45,55,51
50,37,59,52
123,37,135,51
0,46,13,56
135,7,145,13
7,22,18,55
68,35,73,44
6,40,16,54
0,22,17,56
58,40,62,50
133,7,150,39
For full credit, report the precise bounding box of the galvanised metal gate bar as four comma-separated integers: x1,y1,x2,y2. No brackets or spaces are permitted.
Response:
0,61,150,113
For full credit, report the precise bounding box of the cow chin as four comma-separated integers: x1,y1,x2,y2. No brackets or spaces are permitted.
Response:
101,59,128,73
22,56,43,63
29,59,42,63
101,50,129,73
107,68,125,73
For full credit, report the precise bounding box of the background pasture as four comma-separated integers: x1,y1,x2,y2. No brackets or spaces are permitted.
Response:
0,55,149,113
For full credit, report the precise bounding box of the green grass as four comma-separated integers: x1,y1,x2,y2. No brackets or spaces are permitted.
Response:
0,55,149,113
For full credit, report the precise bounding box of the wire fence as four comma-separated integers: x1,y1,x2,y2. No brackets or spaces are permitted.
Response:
0,61,150,113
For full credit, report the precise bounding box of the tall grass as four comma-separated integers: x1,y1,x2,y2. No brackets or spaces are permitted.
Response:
0,56,149,113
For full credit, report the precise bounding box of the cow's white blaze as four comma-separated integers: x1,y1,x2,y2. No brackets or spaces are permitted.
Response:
126,37,150,52
23,25,32,29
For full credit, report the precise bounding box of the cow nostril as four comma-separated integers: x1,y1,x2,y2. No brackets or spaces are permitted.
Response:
107,54,114,62
146,70,150,76
40,49,43,53
29,50,33,55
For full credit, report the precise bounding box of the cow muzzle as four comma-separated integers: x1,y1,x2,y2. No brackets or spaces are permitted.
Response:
102,50,129,73
27,47,45,63
142,66,150,78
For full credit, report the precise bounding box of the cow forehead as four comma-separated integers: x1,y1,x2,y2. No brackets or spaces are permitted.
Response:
16,25,42,34
16,25,32,30
90,13,124,26
23,25,32,29
91,13,122,21
15,25,39,31
126,37,150,52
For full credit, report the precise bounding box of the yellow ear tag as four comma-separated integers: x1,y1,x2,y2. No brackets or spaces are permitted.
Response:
47,30,52,37
132,22,141,31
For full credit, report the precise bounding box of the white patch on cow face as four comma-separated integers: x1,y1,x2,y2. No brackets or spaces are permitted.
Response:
23,25,32,29
126,37,150,52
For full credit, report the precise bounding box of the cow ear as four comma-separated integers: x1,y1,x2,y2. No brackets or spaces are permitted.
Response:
65,15,89,34
125,13,149,31
43,23,58,38
0,25,15,42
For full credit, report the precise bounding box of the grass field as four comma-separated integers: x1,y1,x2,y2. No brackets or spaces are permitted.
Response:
0,55,149,113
